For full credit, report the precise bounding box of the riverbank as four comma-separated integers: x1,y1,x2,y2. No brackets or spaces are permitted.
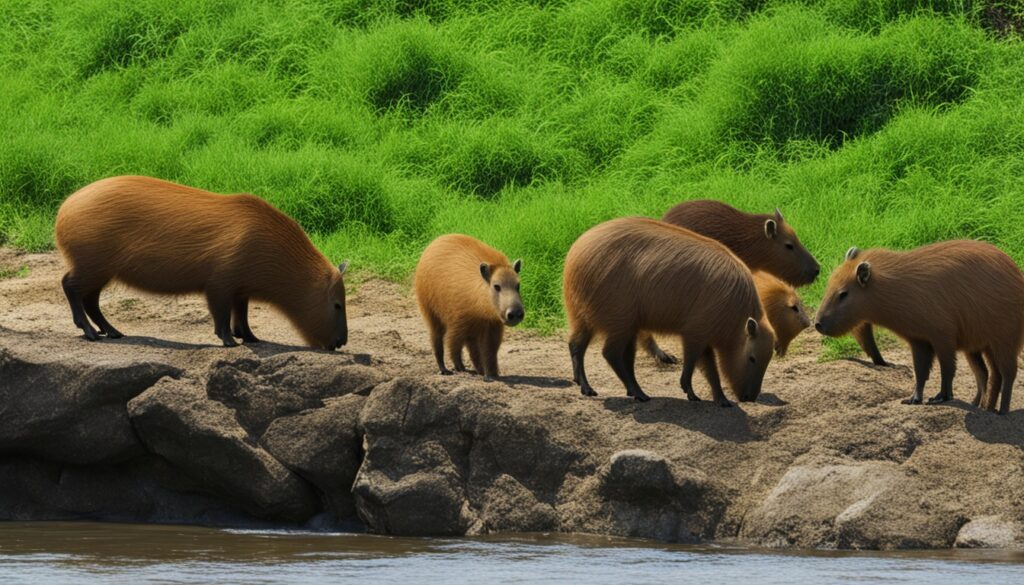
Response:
2,247,1023,550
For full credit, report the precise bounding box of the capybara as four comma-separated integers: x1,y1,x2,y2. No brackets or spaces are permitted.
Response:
563,217,775,405
815,242,1024,414
414,234,523,380
641,271,809,362
54,176,349,350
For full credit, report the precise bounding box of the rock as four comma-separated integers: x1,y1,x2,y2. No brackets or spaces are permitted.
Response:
260,394,366,519
206,352,387,436
599,449,706,505
955,516,1021,548
0,347,180,464
127,377,318,521
471,474,558,534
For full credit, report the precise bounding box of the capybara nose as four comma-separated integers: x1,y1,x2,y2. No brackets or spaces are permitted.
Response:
506,308,524,324
814,322,823,333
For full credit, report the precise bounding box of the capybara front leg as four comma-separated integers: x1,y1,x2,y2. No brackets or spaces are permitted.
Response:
231,297,259,343
994,351,1018,415
447,335,467,372
481,323,503,381
641,332,678,365
966,352,988,408
853,323,887,366
206,294,238,348
679,342,705,402
603,335,649,402
83,289,123,339
569,328,596,397
928,349,957,404
61,272,99,341
700,347,731,408
426,313,451,375
468,337,485,375
903,340,933,405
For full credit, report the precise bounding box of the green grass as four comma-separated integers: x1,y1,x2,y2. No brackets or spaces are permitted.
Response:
2,0,1024,345
0,265,29,280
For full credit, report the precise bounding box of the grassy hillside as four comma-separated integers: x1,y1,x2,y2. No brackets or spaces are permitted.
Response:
2,0,1023,340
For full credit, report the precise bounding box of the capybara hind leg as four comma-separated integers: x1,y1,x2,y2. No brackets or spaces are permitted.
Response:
447,335,467,372
984,352,1003,412
569,328,595,397
854,323,887,366
927,348,957,404
206,293,238,347
425,313,451,375
231,297,259,343
966,352,988,407
82,289,122,339
699,347,731,408
602,336,649,402
993,351,1018,415
679,342,705,402
641,333,678,365
481,323,503,381
468,338,485,375
902,340,933,405
61,272,99,341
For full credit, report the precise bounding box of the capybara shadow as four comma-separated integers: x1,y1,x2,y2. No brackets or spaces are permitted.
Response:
106,334,333,359
964,408,1024,448
600,395,758,442
498,374,574,389
756,393,788,407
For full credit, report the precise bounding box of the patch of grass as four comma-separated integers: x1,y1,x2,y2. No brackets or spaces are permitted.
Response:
0,265,29,280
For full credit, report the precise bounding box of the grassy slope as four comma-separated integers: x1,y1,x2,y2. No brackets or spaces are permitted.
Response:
1,1,1023,356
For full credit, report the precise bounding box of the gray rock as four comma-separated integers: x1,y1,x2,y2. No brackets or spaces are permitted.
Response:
127,377,318,521
0,347,179,464
955,516,1021,549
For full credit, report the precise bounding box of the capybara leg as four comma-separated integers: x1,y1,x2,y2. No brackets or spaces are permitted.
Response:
448,335,467,372
966,352,988,407
985,352,1002,412
482,323,503,381
700,347,731,408
641,332,678,365
902,340,933,405
679,342,705,402
569,328,596,397
854,323,887,366
995,352,1017,415
231,297,259,344
61,272,99,341
426,314,451,375
602,336,649,402
206,293,238,348
83,289,123,339
928,349,957,404
468,338,485,375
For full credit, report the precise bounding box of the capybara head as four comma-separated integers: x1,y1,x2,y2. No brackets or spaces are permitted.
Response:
727,317,775,402
763,208,820,286
302,262,349,350
481,259,524,326
769,287,811,357
814,247,872,337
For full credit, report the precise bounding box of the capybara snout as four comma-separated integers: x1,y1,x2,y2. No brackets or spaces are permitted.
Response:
483,260,524,327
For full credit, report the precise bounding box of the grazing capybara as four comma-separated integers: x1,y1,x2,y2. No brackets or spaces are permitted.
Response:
54,176,349,350
641,271,810,362
563,217,775,405
815,242,1024,414
414,234,523,380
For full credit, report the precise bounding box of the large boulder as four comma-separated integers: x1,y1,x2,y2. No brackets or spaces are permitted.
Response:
0,347,180,464
206,352,387,435
955,516,1023,549
127,377,318,522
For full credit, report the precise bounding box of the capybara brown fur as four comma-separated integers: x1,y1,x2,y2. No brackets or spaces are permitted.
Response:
815,242,1024,414
415,234,523,380
54,176,349,350
641,271,810,362
563,217,775,405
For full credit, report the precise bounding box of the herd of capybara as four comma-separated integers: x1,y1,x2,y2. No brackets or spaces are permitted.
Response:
54,176,1024,414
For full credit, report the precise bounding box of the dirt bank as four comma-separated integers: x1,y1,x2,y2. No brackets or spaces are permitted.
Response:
1,248,1023,549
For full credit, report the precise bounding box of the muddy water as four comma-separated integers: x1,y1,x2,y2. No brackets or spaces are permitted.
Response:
1,523,1023,584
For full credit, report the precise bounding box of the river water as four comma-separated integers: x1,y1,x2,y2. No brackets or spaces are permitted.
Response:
1,522,1022,584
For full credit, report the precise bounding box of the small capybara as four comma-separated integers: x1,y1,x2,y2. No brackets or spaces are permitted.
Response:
54,176,349,350
641,271,810,362
563,217,775,405
414,234,524,380
815,242,1024,414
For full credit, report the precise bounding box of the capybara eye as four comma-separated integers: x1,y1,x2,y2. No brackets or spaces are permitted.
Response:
791,304,799,312
839,291,848,301
786,243,795,251
749,356,756,364
494,284,501,292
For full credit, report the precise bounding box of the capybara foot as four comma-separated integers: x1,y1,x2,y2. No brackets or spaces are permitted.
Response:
655,350,679,365
686,393,702,402
104,328,124,339
580,384,598,397
632,389,651,402
715,398,733,408
901,396,923,405
82,329,100,342
483,376,496,383
221,337,239,348
926,392,949,405
439,367,454,376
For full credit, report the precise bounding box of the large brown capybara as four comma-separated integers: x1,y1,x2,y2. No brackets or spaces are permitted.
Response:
563,217,775,405
815,242,1024,414
641,270,810,361
661,199,887,366
54,176,349,350
415,234,524,380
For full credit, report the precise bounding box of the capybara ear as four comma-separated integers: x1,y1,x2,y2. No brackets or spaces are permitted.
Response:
856,261,871,286
513,259,522,274
480,263,492,283
338,261,349,275
774,207,784,223
846,247,860,261
746,317,758,337
764,219,778,239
